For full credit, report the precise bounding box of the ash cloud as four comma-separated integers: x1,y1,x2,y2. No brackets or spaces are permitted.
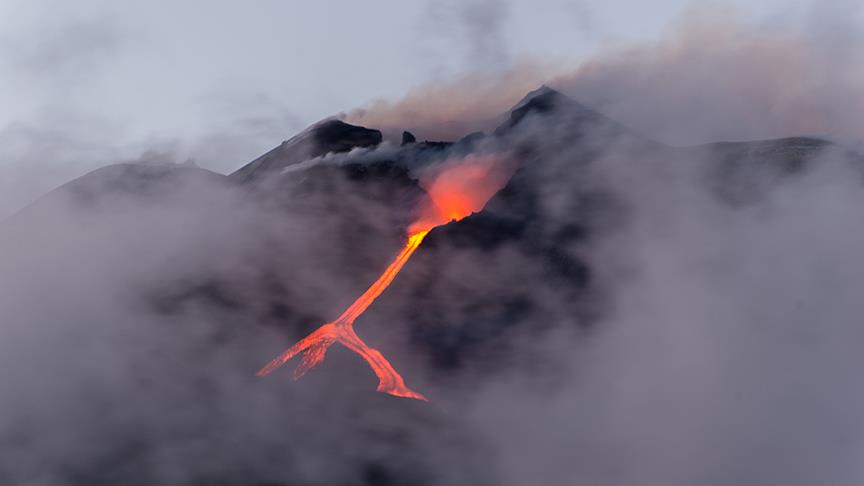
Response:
344,60,553,142
552,4,864,145
456,0,512,71
350,4,864,147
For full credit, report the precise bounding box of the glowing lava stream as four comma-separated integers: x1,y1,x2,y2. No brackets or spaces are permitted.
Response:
256,229,431,400
256,154,513,401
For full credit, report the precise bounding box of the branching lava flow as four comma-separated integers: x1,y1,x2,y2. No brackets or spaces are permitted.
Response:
256,154,513,400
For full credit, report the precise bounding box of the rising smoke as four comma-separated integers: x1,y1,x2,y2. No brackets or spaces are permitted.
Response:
350,4,864,147
2,3,864,486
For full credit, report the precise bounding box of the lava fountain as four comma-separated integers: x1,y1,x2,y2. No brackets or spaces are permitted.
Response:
256,154,513,400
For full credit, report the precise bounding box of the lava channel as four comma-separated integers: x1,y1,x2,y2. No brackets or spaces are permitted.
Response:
256,154,513,401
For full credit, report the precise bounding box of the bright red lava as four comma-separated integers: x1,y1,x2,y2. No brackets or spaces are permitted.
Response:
256,154,512,401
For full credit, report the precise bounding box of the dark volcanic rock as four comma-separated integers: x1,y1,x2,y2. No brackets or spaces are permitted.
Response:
252,157,426,240
230,119,382,183
401,130,416,146
415,140,452,151
456,131,485,146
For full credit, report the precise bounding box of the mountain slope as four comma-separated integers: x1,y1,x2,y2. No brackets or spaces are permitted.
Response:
230,119,382,183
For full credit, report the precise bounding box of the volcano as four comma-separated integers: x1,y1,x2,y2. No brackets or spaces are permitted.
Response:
2,86,862,485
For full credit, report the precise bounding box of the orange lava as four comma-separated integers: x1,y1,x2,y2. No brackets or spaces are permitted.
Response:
256,230,430,400
411,154,515,233
256,154,513,400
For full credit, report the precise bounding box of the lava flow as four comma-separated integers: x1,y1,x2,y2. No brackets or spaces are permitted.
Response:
257,154,513,400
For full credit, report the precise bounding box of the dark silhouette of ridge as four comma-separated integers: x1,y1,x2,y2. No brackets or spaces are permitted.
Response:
230,119,382,183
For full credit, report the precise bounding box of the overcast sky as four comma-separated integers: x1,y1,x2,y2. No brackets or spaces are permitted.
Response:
0,0,857,216
0,0,828,141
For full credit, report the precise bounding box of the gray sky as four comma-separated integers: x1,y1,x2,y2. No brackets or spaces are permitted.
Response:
0,0,822,144
0,0,853,216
